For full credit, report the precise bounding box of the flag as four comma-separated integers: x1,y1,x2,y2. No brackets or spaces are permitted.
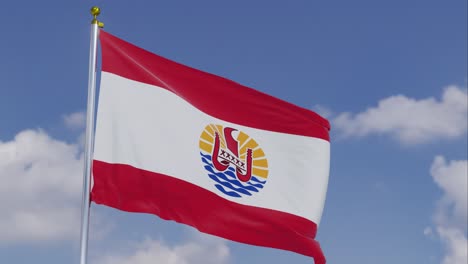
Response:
91,30,330,264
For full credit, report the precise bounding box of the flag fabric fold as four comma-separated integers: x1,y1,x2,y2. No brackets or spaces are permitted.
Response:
91,30,330,264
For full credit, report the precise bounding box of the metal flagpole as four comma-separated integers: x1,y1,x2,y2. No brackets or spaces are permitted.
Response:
79,6,103,264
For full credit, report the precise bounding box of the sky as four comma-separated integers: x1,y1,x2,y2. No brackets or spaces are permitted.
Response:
0,1,466,264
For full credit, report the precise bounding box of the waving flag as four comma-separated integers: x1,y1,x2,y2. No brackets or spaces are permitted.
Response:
91,30,330,264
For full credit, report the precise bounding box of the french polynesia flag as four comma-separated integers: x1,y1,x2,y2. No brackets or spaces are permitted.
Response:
91,30,330,264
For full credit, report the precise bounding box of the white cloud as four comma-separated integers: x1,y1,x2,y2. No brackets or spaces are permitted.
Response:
431,156,468,227
63,111,86,130
95,235,230,264
430,156,467,264
437,227,467,264
333,85,467,144
0,129,83,243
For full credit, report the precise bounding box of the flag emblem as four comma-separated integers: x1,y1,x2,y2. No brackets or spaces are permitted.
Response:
199,124,269,198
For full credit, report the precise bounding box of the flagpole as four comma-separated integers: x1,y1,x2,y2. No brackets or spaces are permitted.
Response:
79,6,103,264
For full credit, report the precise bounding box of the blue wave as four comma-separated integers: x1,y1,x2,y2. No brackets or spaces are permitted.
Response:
251,177,267,184
200,152,212,160
247,181,264,189
208,171,252,196
204,165,257,193
200,152,266,198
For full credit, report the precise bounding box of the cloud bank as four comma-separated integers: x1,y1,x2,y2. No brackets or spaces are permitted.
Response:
333,85,467,144
430,156,467,264
0,129,83,242
96,235,230,264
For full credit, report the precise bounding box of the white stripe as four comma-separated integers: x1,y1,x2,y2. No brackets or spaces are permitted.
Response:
94,72,330,224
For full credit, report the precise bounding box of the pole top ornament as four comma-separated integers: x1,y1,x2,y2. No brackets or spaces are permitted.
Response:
90,6,104,28
91,6,101,16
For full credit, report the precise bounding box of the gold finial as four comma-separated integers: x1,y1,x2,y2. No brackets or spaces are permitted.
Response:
90,6,100,16
90,6,104,27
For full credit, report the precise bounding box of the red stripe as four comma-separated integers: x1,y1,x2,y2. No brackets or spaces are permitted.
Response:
91,160,326,264
99,30,330,141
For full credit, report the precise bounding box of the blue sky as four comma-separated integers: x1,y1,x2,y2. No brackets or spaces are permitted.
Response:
0,1,466,264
